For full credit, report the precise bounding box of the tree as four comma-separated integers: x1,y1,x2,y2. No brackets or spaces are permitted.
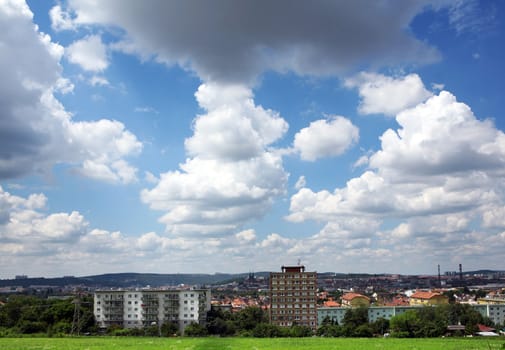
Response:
353,323,373,337
371,317,389,336
184,322,208,337
207,316,235,336
415,306,447,337
252,323,283,337
234,306,268,331
289,324,313,337
342,307,368,337
390,311,420,338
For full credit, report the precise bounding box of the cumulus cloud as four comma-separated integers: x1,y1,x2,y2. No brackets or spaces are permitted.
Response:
0,185,321,275
290,90,505,220
66,35,108,72
142,82,288,235
0,2,141,184
370,91,505,177
293,116,359,161
186,84,288,161
0,186,87,247
345,72,432,116
64,0,441,83
288,85,505,270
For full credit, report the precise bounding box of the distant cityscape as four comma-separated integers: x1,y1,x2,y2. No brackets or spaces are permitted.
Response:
1,265,505,335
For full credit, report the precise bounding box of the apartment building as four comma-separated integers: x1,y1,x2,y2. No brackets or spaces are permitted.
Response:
318,304,505,326
94,289,211,333
269,265,318,330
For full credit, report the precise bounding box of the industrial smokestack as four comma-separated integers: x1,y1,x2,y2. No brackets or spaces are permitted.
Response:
459,264,463,280
438,264,441,287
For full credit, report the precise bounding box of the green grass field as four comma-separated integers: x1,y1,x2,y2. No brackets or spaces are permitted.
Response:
0,337,504,350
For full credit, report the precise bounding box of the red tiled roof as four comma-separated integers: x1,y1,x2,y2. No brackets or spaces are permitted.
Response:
386,297,410,306
478,324,495,332
323,300,341,307
342,292,369,301
410,291,443,300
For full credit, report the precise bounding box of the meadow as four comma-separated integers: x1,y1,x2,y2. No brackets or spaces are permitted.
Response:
0,337,504,350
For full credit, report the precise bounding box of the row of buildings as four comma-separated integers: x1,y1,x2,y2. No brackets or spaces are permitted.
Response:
93,265,505,333
268,265,505,329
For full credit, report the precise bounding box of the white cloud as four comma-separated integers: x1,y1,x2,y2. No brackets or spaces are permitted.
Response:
293,116,359,161
89,75,109,86
55,77,74,94
49,4,76,31
294,176,306,190
142,83,288,235
186,83,288,160
391,223,412,239
482,207,505,229
0,3,141,184
0,186,87,245
66,35,108,72
370,91,505,177
235,229,256,242
448,0,496,35
345,72,432,116
144,171,159,184
135,106,158,114
259,233,293,249
287,85,505,272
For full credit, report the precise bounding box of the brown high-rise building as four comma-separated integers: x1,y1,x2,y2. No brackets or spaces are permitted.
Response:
269,265,317,330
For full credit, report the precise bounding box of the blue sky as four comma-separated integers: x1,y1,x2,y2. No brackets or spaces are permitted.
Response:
1,0,505,278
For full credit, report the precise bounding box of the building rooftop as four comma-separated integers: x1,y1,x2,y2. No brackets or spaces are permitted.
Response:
410,291,443,300
342,292,369,301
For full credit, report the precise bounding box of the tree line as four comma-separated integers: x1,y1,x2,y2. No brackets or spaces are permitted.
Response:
0,294,499,338
0,295,94,336
317,303,496,338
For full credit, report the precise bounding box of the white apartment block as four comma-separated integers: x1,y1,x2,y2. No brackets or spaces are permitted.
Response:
94,289,211,333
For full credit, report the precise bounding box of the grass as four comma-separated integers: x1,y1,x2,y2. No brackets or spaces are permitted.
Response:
0,337,504,350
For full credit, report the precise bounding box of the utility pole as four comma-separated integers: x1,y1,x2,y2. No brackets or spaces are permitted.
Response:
71,292,81,336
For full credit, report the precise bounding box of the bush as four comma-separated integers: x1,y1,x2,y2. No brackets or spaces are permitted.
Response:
184,322,208,337
253,323,277,337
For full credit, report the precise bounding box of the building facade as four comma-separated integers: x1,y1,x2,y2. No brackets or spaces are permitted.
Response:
94,289,211,333
318,304,505,327
269,265,318,329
